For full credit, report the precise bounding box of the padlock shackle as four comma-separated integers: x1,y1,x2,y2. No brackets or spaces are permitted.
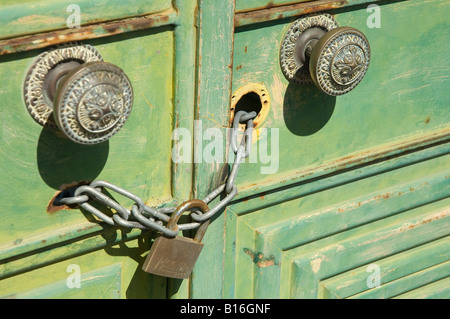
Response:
167,199,209,231
193,220,210,243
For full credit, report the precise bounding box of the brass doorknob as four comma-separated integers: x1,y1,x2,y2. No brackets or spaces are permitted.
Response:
24,43,133,144
280,14,370,96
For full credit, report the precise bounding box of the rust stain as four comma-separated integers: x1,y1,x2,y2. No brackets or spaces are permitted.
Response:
264,1,275,9
46,181,90,214
359,210,449,246
374,193,392,200
425,116,431,124
0,8,176,55
236,65,243,70
244,46,248,53
11,15,63,25
243,248,279,268
235,0,349,26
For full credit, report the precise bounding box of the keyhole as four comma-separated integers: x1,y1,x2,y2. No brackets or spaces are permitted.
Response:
230,83,270,129
233,92,262,117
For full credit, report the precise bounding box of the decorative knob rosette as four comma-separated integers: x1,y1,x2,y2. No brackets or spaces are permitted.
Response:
24,43,133,144
280,14,370,96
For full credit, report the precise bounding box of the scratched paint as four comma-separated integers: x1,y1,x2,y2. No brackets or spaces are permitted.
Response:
243,248,279,268
0,0,172,40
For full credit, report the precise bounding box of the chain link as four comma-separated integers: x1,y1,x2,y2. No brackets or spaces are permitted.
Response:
56,110,256,236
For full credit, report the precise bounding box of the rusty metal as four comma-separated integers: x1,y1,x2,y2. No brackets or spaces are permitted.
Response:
0,8,177,55
55,110,257,233
235,0,350,27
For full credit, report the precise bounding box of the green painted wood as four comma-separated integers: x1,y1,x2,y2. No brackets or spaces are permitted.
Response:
0,28,175,245
319,237,450,298
223,152,450,298
167,0,198,299
0,1,197,299
190,0,236,299
219,0,450,299
393,277,450,299
281,200,449,298
232,137,450,213
3,264,122,299
231,0,450,195
235,0,383,26
351,261,450,299
235,0,310,12
0,235,166,299
0,225,143,279
1,0,449,300
0,0,172,40
235,0,381,13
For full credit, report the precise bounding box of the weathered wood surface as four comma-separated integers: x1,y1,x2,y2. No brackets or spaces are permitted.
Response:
0,0,448,299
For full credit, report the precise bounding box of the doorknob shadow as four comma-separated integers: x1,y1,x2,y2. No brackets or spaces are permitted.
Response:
36,126,109,189
283,82,336,136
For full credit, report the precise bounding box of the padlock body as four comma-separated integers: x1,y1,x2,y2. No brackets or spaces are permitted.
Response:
142,235,204,279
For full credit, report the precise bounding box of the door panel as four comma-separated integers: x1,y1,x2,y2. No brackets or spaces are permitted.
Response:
0,0,172,40
224,152,449,298
193,0,450,299
0,235,165,299
0,28,175,243
0,0,196,299
1,0,449,299
231,0,449,194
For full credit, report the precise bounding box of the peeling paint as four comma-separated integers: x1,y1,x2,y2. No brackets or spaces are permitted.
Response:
0,8,177,55
311,257,322,273
243,248,279,268
235,0,350,27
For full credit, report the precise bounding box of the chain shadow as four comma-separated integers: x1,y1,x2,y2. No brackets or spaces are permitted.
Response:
283,82,336,136
72,163,231,298
77,193,191,298
75,193,160,299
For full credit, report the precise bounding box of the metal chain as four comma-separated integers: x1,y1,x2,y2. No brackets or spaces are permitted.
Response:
55,110,257,237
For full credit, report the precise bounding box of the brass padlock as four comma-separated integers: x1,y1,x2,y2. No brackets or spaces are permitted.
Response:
142,199,210,279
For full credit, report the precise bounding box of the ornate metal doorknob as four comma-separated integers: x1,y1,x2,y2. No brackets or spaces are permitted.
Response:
24,43,133,144
280,14,370,96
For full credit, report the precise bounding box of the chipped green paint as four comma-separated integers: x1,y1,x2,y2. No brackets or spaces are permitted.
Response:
0,0,172,40
218,0,450,299
0,0,196,299
243,248,280,268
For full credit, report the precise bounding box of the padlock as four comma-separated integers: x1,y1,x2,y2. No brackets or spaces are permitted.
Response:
142,199,210,279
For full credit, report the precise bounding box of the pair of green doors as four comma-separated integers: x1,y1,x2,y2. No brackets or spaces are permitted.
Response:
0,0,449,298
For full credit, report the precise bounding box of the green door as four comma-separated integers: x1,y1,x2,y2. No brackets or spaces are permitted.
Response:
0,0,449,299
192,0,450,299
0,0,197,298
